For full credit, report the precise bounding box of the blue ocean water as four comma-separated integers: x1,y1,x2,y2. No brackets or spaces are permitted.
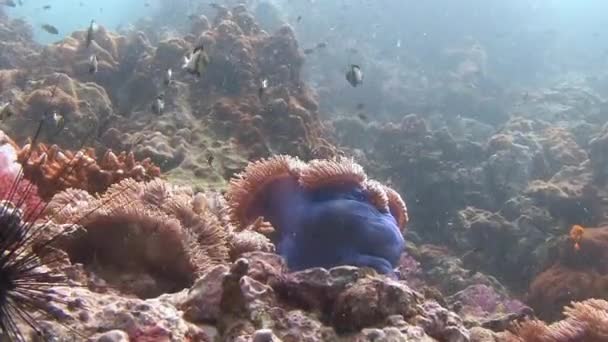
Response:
4,0,158,44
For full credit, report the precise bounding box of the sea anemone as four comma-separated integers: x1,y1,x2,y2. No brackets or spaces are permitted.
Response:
226,155,408,274
506,299,608,341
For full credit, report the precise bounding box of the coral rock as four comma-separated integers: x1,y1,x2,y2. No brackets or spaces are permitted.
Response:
33,286,209,342
94,330,130,342
331,276,422,333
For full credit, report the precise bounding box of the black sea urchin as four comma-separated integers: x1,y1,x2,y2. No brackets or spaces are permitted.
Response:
0,168,62,339
0,119,127,340
0,130,84,340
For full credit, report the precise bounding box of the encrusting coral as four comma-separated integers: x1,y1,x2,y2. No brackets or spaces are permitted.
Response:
17,141,161,200
226,154,409,274
3,75,116,150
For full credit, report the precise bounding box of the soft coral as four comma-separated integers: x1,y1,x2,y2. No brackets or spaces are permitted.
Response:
0,173,45,220
0,135,45,220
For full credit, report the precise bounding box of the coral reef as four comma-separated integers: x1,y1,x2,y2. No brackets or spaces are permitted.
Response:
0,5,334,191
101,8,334,188
330,78,608,325
2,74,116,149
8,144,497,340
17,250,509,341
527,226,608,320
226,155,408,274
17,140,161,199
4,0,608,338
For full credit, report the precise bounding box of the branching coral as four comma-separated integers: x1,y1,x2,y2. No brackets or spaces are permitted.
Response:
17,142,161,200
46,178,229,298
504,299,608,342
226,155,409,274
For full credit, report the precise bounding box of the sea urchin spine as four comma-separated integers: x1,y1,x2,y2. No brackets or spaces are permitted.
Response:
0,123,135,340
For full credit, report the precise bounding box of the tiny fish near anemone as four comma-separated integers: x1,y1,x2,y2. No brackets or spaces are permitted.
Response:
570,224,585,251
226,155,408,274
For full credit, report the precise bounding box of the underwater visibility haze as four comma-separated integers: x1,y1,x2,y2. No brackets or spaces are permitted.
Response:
0,0,608,340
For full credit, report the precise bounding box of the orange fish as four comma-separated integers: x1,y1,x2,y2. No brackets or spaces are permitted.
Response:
570,224,585,251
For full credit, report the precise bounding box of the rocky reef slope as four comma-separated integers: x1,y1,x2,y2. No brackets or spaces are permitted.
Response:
0,4,332,191
1,3,606,341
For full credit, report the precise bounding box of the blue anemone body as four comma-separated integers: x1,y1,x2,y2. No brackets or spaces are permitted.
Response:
259,178,405,274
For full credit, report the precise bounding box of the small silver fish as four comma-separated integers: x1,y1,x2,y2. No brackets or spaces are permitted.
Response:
2,0,16,7
183,44,210,77
258,78,268,98
0,101,13,121
345,64,363,87
163,68,172,86
151,94,164,115
48,111,64,130
86,20,96,48
41,24,59,34
88,54,98,74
